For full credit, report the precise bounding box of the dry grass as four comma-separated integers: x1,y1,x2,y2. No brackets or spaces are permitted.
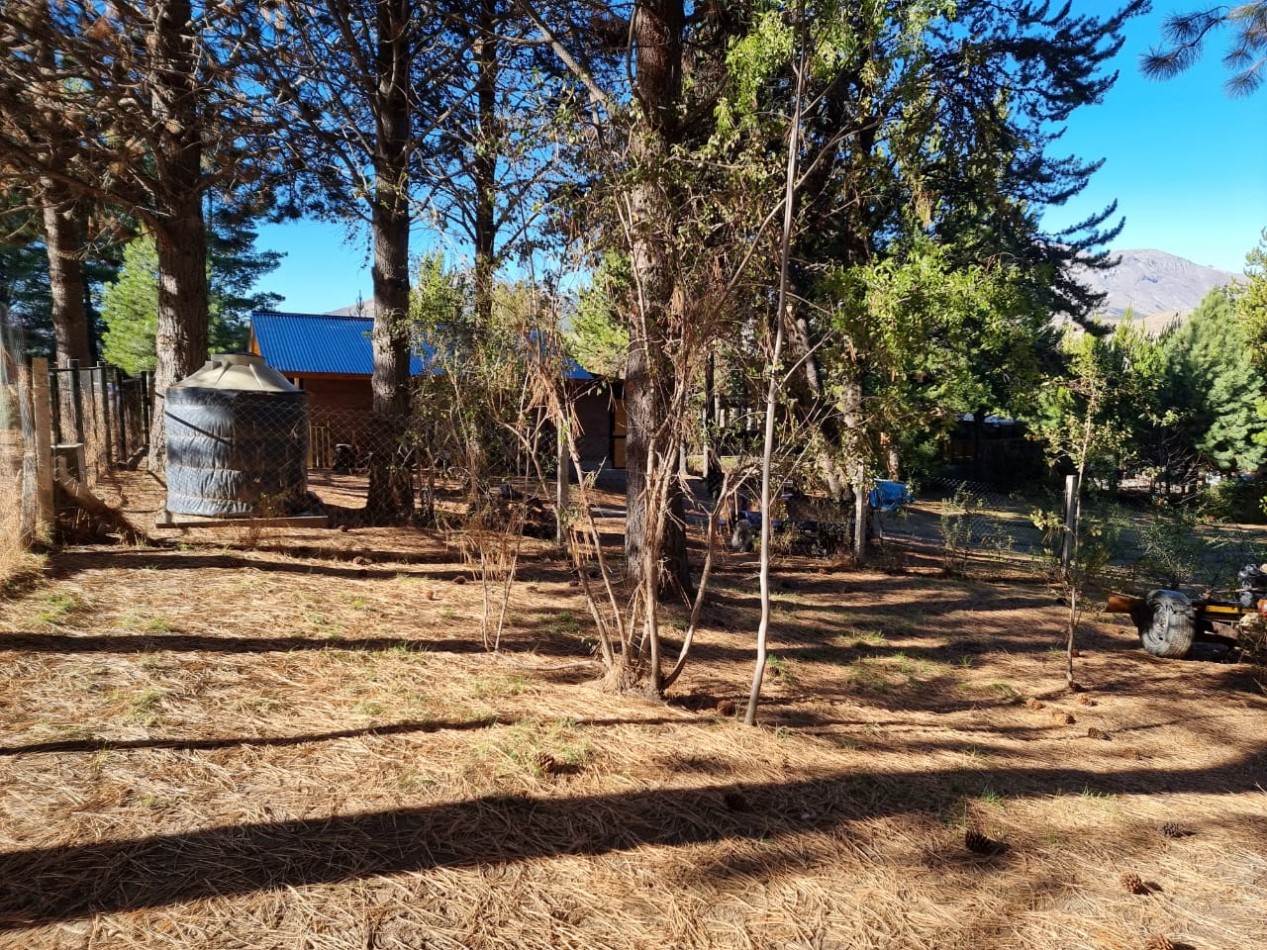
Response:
0,471,1265,949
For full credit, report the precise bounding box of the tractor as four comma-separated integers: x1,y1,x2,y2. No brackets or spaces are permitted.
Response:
1106,564,1267,658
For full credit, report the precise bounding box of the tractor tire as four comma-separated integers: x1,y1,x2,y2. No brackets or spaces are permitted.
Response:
1138,589,1196,659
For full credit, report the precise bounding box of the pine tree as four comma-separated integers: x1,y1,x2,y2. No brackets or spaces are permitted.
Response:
102,224,281,376
1143,4,1267,96
0,0,280,465
1159,288,1267,479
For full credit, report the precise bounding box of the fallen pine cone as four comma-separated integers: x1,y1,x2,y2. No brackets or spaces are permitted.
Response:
1075,695,1097,706
1087,727,1112,740
352,555,371,566
1161,822,1194,839
452,575,467,585
716,699,736,716
536,752,564,775
965,829,1008,856
1025,698,1045,711
425,589,435,601
1120,871,1148,895
1143,935,1175,950
1051,711,1077,725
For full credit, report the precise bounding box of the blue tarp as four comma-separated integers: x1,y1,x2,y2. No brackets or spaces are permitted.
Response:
869,480,914,512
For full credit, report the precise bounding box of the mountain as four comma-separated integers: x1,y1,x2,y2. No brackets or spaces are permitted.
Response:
1075,249,1239,325
327,300,377,318
326,249,1234,332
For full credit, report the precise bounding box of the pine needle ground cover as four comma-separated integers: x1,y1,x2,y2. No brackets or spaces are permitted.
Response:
0,473,1264,949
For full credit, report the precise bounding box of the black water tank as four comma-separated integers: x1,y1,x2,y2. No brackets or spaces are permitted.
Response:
165,354,309,516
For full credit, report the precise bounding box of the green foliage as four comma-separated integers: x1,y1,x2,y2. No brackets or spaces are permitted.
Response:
1201,476,1267,524
1142,3,1267,96
1136,505,1208,586
409,253,555,489
1032,327,1148,485
817,241,1049,482
566,253,629,378
206,213,283,350
0,196,122,360
1158,288,1267,476
0,233,55,356
1238,229,1267,370
101,236,160,374
102,221,281,374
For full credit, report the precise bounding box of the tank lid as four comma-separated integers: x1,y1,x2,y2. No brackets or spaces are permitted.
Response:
171,353,300,393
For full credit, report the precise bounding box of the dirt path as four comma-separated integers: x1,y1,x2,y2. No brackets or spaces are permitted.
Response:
1,482,1265,949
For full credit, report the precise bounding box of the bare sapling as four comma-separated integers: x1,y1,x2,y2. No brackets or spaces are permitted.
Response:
531,323,724,695
746,25,806,726
1065,390,1098,689
1038,332,1125,692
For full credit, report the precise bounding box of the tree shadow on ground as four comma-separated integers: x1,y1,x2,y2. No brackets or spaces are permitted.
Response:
47,549,574,583
1,751,1264,931
0,714,698,757
0,630,584,660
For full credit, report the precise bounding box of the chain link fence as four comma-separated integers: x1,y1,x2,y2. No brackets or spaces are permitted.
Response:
48,360,150,488
875,475,1267,597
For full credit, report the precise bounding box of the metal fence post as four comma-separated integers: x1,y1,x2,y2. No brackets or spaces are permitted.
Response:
49,367,62,445
139,370,151,448
68,358,85,444
97,363,113,470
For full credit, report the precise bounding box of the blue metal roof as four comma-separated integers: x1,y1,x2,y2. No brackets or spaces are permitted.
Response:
251,311,433,376
561,356,594,381
251,311,595,380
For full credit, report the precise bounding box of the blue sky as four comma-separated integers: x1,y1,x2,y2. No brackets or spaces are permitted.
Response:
1044,1,1267,273
255,2,1267,313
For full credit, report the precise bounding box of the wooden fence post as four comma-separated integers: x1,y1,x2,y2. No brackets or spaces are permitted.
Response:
1061,473,1080,578
30,357,54,536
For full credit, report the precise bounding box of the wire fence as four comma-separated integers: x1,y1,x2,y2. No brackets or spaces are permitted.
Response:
875,475,1267,598
48,360,151,489
1,331,1263,608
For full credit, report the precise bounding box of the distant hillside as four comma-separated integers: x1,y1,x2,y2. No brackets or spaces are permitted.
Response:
327,300,377,318
327,250,1236,335
1075,249,1238,328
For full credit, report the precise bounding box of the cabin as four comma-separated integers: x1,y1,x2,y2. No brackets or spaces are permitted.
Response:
248,310,619,472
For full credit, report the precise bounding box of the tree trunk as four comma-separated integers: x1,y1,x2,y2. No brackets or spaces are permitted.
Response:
624,339,691,598
472,0,498,330
839,373,867,563
624,0,690,599
146,0,209,471
365,0,415,524
39,184,91,367
149,198,210,469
